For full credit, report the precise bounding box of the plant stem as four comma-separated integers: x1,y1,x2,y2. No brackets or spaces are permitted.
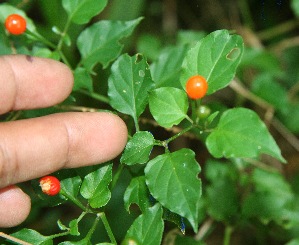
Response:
48,231,70,240
78,89,110,104
60,189,88,212
98,212,117,244
165,125,194,144
111,163,124,190
56,17,72,51
25,29,56,49
223,226,233,245
85,214,101,241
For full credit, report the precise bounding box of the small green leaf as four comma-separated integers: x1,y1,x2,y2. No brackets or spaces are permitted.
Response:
73,67,93,92
62,0,108,24
149,87,189,128
145,149,202,232
60,176,82,200
125,204,164,245
69,219,80,236
206,108,286,162
77,18,142,70
121,131,155,165
80,164,112,208
124,176,152,213
11,229,53,245
180,30,244,94
150,45,188,88
108,54,155,125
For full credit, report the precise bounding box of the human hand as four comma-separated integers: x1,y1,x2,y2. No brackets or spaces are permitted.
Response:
0,55,127,227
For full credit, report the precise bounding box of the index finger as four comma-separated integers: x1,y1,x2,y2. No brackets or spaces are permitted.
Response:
0,54,73,114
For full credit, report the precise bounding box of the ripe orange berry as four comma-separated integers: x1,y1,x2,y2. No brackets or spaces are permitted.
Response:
5,14,27,35
186,75,208,100
39,176,61,196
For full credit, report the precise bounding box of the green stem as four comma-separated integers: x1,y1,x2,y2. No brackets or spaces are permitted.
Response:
111,163,124,190
56,17,72,51
98,212,117,244
85,215,101,241
25,29,56,49
165,125,194,144
48,231,70,240
223,226,233,245
60,189,88,212
78,89,110,104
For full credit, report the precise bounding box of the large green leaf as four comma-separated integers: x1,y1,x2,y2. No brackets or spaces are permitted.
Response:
150,45,188,88
125,204,164,245
124,176,152,213
242,168,295,226
80,164,112,208
206,108,286,162
149,87,189,128
121,131,155,165
145,149,202,232
291,0,299,17
77,18,142,70
11,229,53,245
251,73,288,110
62,0,108,24
108,54,155,125
205,160,239,222
180,30,243,94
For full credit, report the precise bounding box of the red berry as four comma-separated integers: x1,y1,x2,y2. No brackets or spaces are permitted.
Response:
5,14,27,35
39,176,61,196
186,75,208,100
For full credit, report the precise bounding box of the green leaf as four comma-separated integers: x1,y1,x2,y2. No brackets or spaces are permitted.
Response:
242,169,295,225
145,149,202,232
150,45,188,88
180,30,244,94
121,131,155,165
286,238,299,245
60,176,82,200
77,17,142,70
206,108,286,162
69,219,80,236
124,176,152,213
149,87,189,128
11,229,53,245
177,30,206,47
73,67,93,92
291,0,299,17
251,73,288,110
205,161,239,222
108,54,155,125
62,0,108,24
125,204,164,245
80,164,112,208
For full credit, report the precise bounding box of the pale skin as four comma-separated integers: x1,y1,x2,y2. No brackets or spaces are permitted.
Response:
0,55,128,227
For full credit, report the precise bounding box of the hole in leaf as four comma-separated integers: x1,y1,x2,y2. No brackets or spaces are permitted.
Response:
226,48,241,60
